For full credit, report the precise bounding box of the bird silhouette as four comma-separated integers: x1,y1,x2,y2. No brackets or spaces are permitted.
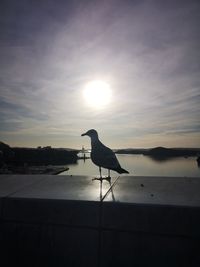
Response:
81,129,129,181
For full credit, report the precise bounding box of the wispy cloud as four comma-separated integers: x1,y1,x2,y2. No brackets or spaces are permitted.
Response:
0,0,200,148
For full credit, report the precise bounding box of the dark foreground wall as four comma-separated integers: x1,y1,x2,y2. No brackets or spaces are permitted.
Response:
0,175,200,267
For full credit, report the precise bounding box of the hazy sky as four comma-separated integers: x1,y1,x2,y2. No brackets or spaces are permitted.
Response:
0,0,200,149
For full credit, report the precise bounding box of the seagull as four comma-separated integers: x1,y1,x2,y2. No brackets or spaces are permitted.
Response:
81,129,129,181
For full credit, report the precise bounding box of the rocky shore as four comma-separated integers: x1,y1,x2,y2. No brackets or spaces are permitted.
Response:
0,141,77,174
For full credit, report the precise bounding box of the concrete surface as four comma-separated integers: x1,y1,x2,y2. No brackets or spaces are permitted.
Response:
0,175,200,267
104,176,200,206
0,175,44,197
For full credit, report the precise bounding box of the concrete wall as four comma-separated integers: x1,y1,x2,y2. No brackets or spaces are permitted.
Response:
0,175,200,266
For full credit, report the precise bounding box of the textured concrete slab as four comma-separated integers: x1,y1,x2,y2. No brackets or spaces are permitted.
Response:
2,175,110,226
102,202,200,237
0,223,18,266
7,175,110,201
104,176,200,206
3,197,100,226
0,175,45,219
52,226,99,267
101,230,200,267
1,175,200,267
0,175,45,197
102,177,200,237
1,222,99,267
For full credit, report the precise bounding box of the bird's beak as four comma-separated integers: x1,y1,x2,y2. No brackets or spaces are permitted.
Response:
81,132,86,136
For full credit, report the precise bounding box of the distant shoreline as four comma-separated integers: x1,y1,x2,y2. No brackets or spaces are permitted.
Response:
1,141,200,174
0,141,77,174
115,147,200,159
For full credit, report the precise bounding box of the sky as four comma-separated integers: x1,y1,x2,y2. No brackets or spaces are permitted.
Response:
0,0,200,149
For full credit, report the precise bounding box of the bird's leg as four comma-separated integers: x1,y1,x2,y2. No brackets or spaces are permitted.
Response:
100,179,103,200
105,169,111,182
92,167,103,181
99,167,102,179
92,167,111,183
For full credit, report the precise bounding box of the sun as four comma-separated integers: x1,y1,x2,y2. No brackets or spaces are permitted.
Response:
83,80,112,108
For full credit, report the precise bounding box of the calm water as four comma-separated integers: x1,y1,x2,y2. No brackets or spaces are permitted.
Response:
60,154,200,177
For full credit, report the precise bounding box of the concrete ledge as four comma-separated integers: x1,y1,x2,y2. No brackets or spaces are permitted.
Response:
104,176,200,206
3,198,100,227
101,230,200,267
102,202,200,237
0,175,200,267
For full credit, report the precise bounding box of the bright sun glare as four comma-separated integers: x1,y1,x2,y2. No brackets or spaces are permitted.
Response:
83,80,112,108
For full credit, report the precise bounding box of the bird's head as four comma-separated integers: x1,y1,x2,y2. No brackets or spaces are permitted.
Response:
81,129,98,139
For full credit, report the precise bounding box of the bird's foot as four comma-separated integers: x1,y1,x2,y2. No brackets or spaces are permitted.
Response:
104,176,111,183
92,176,111,182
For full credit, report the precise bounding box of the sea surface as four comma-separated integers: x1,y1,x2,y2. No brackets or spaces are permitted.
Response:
60,153,200,177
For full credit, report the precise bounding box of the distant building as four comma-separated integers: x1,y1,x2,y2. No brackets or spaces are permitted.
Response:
43,146,52,150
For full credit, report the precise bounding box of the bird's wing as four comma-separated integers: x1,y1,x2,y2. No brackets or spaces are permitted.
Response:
91,141,120,169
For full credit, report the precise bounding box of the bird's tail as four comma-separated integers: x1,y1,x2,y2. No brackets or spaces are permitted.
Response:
116,167,129,174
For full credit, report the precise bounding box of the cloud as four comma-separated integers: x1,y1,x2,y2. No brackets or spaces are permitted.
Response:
0,0,200,147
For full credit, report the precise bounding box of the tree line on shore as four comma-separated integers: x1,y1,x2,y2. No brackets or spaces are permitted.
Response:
1,141,200,168
0,141,78,167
